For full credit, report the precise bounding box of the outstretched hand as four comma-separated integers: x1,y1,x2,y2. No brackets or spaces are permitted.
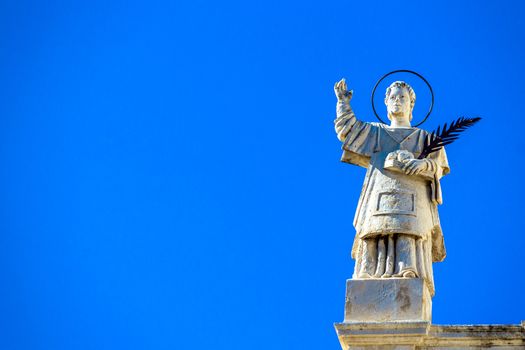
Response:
334,78,353,103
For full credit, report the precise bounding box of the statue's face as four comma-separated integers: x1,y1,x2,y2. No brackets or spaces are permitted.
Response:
386,86,412,121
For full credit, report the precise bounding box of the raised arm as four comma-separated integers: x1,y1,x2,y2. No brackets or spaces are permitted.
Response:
333,79,379,166
334,79,358,142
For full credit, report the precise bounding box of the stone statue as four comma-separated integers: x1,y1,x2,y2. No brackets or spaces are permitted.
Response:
331,78,507,348
333,78,449,296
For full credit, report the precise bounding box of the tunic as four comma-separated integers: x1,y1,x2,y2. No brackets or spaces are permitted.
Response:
335,102,449,264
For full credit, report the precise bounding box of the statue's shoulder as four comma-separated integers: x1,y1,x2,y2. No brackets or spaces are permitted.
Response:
396,126,429,135
371,122,386,128
415,127,431,136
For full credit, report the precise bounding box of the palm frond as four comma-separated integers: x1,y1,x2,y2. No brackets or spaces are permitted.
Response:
418,116,482,159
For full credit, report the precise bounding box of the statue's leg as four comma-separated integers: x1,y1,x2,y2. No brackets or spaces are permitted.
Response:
382,235,395,278
416,238,427,280
357,238,377,278
393,235,418,278
424,238,435,295
352,240,363,279
416,237,435,295
373,236,386,277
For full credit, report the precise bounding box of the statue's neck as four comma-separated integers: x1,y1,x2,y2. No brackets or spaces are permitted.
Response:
388,113,411,128
390,121,412,128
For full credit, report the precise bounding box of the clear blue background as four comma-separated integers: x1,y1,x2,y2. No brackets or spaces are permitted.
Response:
0,1,524,349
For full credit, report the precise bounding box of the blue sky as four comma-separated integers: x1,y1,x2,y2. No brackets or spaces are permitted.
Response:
0,1,524,349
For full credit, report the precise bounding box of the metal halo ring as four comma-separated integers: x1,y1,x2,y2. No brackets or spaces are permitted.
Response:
371,69,434,127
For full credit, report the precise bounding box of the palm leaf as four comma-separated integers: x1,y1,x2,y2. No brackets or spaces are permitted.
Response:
418,116,482,159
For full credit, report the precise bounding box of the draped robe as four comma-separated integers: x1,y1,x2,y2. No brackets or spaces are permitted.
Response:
335,103,449,295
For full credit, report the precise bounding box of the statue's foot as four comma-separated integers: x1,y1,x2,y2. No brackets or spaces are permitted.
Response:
381,273,392,278
401,270,417,278
357,272,372,278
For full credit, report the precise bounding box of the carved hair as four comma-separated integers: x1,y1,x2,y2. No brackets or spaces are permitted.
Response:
384,81,416,121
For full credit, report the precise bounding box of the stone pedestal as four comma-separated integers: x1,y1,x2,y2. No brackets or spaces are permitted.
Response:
344,278,431,323
335,278,525,349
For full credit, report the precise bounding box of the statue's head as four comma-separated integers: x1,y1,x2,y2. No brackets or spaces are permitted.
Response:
384,81,416,123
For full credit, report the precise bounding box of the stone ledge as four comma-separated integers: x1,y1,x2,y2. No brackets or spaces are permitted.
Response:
422,324,525,348
335,322,525,350
335,321,431,347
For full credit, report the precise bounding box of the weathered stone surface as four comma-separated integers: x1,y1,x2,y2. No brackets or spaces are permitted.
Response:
422,324,525,349
344,278,431,323
336,320,430,349
334,322,525,350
